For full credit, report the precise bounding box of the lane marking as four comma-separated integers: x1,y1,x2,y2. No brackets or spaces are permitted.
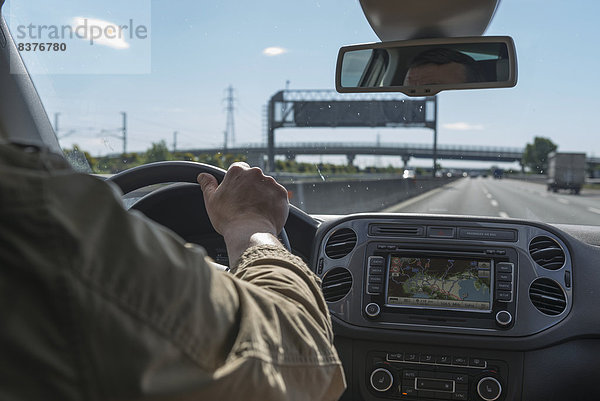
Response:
486,193,492,199
557,198,570,205
490,200,499,207
482,187,489,195
499,211,510,218
588,207,600,215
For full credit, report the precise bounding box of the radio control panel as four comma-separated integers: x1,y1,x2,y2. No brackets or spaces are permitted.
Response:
367,350,508,401
318,218,573,337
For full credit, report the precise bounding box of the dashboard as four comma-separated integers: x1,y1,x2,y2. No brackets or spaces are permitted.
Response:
129,186,600,401
312,214,600,401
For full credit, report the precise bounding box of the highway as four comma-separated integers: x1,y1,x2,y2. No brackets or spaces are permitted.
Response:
386,178,600,226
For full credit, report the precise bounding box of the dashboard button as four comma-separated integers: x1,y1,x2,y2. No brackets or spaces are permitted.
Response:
368,266,384,275
496,281,512,291
365,303,381,318
452,391,468,400
404,352,419,362
452,356,468,366
401,386,417,397
427,227,455,238
477,377,502,401
496,310,513,326
420,354,435,364
495,249,506,255
416,378,454,391
369,256,385,266
497,263,513,273
370,368,394,392
377,244,387,250
403,370,418,379
369,276,383,284
368,284,382,294
436,355,452,365
387,352,403,362
469,357,487,368
496,291,512,302
452,374,469,384
497,272,512,282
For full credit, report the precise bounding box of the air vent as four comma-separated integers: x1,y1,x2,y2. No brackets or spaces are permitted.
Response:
325,228,357,259
369,224,424,237
529,236,565,270
321,267,353,302
529,278,567,316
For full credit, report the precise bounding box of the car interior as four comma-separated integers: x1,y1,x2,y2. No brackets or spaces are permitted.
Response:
2,0,600,400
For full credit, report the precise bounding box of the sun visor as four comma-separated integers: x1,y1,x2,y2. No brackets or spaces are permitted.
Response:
359,0,501,41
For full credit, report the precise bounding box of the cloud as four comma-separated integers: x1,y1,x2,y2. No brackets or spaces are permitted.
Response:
72,17,130,49
262,46,288,56
442,122,484,131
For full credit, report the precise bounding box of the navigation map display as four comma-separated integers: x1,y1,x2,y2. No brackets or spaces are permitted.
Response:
386,256,492,311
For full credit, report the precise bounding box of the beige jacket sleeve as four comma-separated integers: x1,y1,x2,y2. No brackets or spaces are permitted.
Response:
0,144,345,401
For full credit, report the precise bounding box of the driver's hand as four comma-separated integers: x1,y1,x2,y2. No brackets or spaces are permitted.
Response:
197,162,289,266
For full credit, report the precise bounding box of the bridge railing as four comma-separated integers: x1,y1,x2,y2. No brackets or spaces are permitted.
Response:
233,142,525,153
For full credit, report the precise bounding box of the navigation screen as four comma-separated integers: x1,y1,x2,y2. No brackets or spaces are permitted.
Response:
386,256,492,311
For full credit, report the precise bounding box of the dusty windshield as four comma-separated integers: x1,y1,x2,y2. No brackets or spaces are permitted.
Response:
4,0,600,224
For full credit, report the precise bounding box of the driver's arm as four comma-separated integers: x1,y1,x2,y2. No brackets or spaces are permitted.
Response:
3,154,345,400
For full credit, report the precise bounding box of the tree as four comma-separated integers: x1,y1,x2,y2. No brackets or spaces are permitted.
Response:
144,140,172,163
522,137,558,174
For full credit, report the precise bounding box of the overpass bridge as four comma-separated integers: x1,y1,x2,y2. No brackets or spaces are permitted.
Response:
187,142,526,168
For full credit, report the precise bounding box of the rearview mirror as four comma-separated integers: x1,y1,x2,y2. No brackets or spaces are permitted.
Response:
336,36,517,96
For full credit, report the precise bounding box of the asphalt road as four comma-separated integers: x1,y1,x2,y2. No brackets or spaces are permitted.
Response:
386,177,600,226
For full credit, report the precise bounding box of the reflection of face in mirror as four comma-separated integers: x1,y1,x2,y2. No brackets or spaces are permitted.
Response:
403,48,484,86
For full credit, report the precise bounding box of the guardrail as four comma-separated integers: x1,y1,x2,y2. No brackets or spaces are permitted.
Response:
284,176,460,214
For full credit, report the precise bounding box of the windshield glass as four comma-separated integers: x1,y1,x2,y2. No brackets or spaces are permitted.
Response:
4,0,600,224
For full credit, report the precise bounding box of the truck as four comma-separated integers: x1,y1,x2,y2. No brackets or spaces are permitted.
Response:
546,152,587,194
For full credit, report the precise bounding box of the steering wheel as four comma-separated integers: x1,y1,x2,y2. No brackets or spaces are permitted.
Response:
107,161,292,252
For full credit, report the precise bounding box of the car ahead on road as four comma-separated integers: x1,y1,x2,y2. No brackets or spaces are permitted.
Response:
402,169,416,180
2,1,600,401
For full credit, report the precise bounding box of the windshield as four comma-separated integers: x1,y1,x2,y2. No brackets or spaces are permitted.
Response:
4,0,600,224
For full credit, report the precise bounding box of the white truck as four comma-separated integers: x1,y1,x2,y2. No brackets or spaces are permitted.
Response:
547,152,587,194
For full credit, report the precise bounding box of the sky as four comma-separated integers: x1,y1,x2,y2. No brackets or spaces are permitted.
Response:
3,0,600,169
